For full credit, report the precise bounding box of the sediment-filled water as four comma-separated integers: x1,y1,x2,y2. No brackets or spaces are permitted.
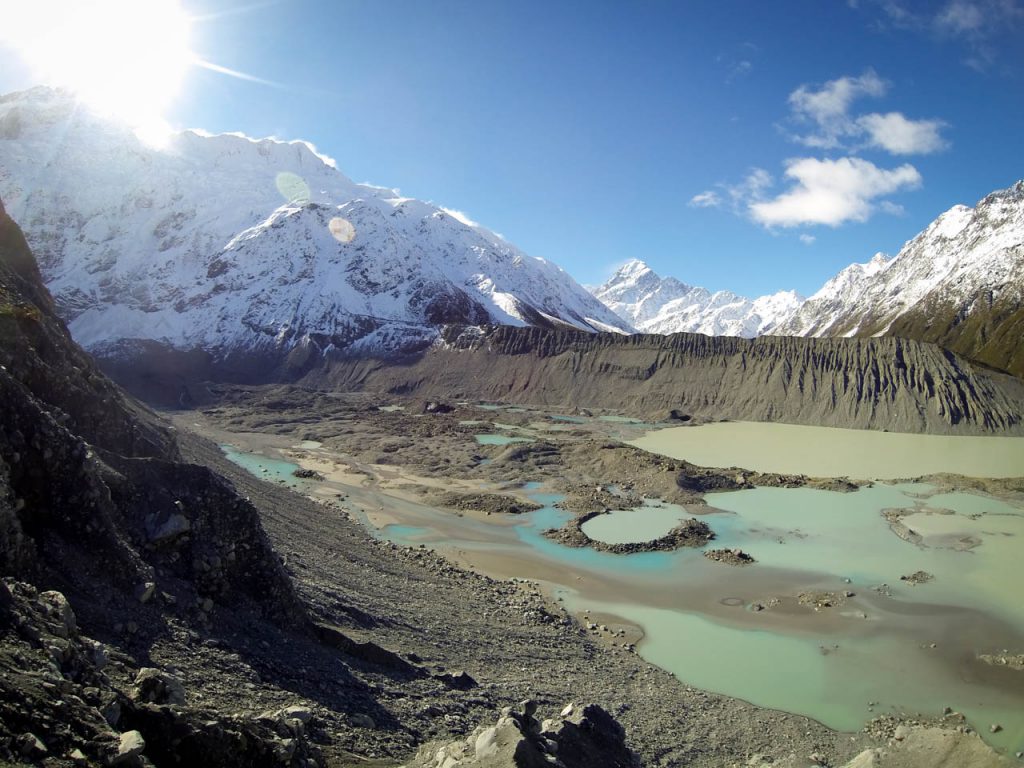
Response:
221,442,1024,754
629,421,1024,479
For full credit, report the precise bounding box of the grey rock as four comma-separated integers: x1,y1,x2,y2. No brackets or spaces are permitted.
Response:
17,732,47,757
136,582,156,604
350,713,375,729
39,590,76,637
131,668,186,706
148,513,191,543
111,730,145,765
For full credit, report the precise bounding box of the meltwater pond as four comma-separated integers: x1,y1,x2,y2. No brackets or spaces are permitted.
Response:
581,500,690,544
561,483,1024,753
221,445,306,489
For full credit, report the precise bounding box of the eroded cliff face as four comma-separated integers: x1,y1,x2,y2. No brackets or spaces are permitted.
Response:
307,325,1024,436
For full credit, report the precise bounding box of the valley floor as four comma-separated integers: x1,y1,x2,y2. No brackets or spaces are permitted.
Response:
168,385,1023,767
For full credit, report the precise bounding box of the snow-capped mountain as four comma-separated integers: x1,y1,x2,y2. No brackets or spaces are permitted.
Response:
773,181,1024,376
594,183,1024,377
0,87,630,363
591,259,803,337
774,252,893,337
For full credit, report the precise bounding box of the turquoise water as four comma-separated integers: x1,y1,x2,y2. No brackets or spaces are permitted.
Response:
381,524,431,541
563,595,1024,747
509,491,676,573
705,485,1024,622
221,445,305,488
475,434,532,446
380,480,1024,753
550,414,588,424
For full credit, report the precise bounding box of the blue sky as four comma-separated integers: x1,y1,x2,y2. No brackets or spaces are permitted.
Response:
1,0,1022,297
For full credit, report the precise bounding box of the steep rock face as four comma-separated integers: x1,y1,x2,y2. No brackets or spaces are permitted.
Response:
592,259,802,337
311,325,1024,435
775,182,1024,376
0,193,305,622
0,86,630,365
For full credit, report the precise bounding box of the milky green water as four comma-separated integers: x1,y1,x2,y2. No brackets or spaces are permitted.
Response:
563,596,1024,749
629,421,1024,479
565,483,1024,752
581,500,688,544
221,445,305,488
220,442,1024,755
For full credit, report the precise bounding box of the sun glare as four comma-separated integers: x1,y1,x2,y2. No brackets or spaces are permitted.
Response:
2,0,192,144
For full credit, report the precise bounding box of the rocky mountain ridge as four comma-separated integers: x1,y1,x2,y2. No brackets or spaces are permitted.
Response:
776,181,1024,377
0,86,630,364
301,325,1024,436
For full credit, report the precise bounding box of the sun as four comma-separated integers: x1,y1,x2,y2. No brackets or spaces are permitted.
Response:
2,0,192,144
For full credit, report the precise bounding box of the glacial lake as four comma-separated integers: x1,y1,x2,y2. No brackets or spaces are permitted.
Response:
629,421,1024,479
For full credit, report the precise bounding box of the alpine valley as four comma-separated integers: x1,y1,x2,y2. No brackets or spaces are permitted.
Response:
2,82,1024,768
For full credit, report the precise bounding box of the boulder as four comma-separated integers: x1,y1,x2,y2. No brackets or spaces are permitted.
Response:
110,730,145,766
131,668,186,706
401,700,638,767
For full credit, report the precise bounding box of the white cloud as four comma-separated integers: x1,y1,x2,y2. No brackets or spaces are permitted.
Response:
936,0,986,32
690,169,772,213
857,112,949,154
749,157,922,228
689,190,722,208
879,200,907,215
722,168,773,210
788,70,887,149
440,207,479,228
799,234,816,245
786,72,948,155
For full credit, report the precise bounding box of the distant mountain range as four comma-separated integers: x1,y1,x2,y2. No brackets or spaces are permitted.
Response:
0,85,1020,381
592,182,1024,377
0,86,630,371
590,260,803,337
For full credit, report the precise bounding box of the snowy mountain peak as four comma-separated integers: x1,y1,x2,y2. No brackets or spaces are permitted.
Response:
592,261,802,338
613,258,654,279
866,252,890,272
0,86,631,360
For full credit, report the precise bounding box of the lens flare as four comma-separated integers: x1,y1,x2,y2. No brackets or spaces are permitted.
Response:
328,217,356,244
275,172,311,205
